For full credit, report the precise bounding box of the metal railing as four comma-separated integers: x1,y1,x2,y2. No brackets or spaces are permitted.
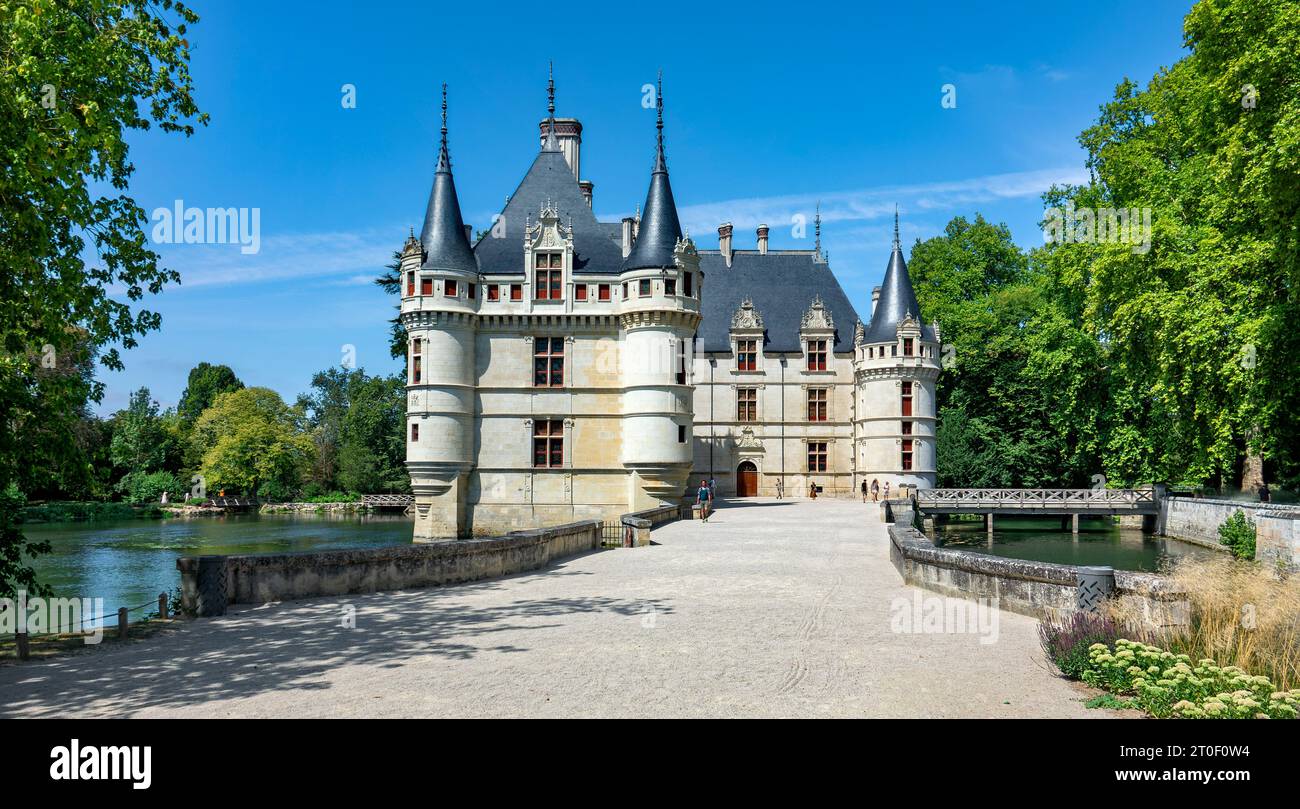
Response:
915,487,1156,509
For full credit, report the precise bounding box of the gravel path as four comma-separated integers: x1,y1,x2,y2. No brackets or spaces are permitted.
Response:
0,498,1106,718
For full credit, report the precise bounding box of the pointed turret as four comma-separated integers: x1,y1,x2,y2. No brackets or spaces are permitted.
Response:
419,83,477,273
862,208,931,342
622,72,683,272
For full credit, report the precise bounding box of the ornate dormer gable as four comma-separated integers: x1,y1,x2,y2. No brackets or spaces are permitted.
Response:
401,227,424,260
853,319,865,346
673,233,700,272
524,197,575,253
800,295,835,333
896,310,921,337
731,297,765,331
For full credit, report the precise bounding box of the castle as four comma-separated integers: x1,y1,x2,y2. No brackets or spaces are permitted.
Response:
400,79,939,540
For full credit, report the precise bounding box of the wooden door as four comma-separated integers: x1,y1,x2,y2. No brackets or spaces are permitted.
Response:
737,462,758,497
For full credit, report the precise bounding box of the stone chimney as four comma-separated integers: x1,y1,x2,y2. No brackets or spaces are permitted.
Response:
718,222,734,267
579,180,593,208
756,224,769,255
871,286,882,318
464,224,473,244
621,217,636,258
539,117,582,180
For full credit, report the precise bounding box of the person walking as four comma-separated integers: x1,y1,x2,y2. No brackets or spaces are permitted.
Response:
809,480,818,500
871,478,880,502
882,481,891,501
697,479,712,522
775,478,784,499
860,479,868,503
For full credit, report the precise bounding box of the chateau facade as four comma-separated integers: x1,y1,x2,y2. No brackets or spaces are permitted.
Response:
401,80,938,540
690,217,941,499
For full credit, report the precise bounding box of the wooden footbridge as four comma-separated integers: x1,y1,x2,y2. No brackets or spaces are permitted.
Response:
913,486,1165,532
360,494,414,510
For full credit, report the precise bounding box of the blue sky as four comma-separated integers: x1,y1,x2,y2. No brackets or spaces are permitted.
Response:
99,0,1195,414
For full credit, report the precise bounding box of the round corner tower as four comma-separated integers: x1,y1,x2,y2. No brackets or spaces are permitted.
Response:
852,213,940,492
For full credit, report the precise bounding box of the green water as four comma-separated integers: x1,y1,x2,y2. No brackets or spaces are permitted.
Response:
20,514,414,619
931,516,1217,572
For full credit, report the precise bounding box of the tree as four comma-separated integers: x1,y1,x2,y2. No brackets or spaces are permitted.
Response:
1042,0,1300,489
375,251,407,361
1,0,206,597
177,362,244,425
190,388,315,499
298,367,408,494
110,387,167,476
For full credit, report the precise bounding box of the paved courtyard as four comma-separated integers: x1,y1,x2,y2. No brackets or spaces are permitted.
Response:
0,498,1107,718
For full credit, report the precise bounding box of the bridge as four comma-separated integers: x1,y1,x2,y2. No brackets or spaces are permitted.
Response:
360,494,415,509
913,487,1164,532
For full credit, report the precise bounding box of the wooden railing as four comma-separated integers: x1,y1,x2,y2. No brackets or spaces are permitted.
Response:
360,494,415,507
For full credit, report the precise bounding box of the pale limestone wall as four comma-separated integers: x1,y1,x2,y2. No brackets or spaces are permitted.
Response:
852,334,941,491
690,349,857,497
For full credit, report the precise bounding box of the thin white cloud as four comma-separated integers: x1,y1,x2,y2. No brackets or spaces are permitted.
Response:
676,167,1089,236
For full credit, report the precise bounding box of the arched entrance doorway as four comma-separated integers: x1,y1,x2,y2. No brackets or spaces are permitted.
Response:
736,461,758,497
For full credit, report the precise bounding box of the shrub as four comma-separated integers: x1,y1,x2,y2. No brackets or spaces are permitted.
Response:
1217,509,1256,560
1081,639,1299,719
116,471,186,505
1041,610,1127,679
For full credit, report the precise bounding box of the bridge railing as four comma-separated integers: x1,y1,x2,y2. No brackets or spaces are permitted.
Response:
915,487,1156,508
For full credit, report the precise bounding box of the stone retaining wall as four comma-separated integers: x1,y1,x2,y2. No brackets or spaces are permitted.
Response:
1161,496,1300,565
887,504,1186,628
621,503,688,546
177,519,600,612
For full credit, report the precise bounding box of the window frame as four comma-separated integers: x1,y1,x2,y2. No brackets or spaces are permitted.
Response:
532,419,564,468
807,388,828,422
807,441,828,473
806,339,828,372
737,387,758,422
533,336,565,388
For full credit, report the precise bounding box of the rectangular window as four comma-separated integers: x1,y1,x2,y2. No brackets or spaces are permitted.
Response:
639,279,652,297
677,424,687,444
901,438,914,471
420,277,433,296
575,284,588,301
411,339,422,384
675,339,688,385
406,271,415,296
737,388,757,422
665,278,677,296
736,339,757,371
444,279,457,297
683,272,693,297
901,420,913,435
534,337,564,387
807,388,828,422
410,423,419,442
487,285,500,301
901,380,913,417
808,441,828,473
807,339,827,371
535,270,562,300
598,283,611,301
891,344,897,357
468,283,476,299
903,337,914,356
510,284,523,301
622,282,628,299
532,419,564,468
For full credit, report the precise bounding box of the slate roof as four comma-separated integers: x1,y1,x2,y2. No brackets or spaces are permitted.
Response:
418,124,477,273
697,251,863,353
861,241,935,342
472,144,625,276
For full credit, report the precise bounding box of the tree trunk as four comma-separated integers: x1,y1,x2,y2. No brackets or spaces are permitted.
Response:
1240,426,1265,494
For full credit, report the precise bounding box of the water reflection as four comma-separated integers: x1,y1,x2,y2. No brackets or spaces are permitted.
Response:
930,516,1217,572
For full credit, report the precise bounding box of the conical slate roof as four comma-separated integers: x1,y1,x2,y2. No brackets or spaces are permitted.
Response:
621,76,682,272
862,214,933,342
419,86,477,273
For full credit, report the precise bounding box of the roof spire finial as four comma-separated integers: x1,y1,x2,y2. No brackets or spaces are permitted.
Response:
440,82,448,147
547,60,555,118
656,70,664,146
814,201,822,255
893,204,900,249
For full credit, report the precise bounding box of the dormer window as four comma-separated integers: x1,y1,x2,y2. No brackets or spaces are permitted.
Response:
534,252,562,300
903,337,914,356
683,272,693,297
406,271,415,296
736,339,757,371
807,339,828,371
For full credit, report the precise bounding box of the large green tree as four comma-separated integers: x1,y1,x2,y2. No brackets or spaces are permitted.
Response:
1,0,205,596
177,362,244,425
190,387,314,500
1039,0,1300,489
298,367,408,494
